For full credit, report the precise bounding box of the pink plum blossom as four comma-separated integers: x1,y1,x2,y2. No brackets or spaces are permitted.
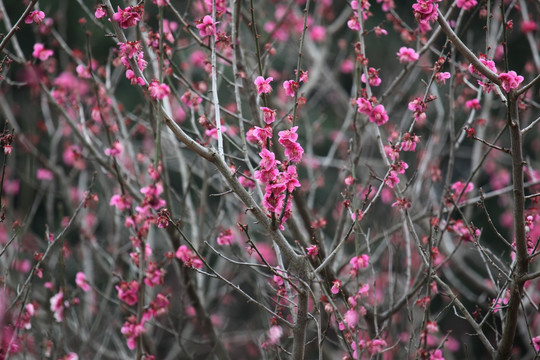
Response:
361,67,382,87
112,6,143,29
347,14,361,31
331,279,341,294
105,140,123,157
148,80,171,100
176,245,204,268
116,280,139,306
521,20,538,34
75,272,91,292
95,6,106,19
533,335,540,351
283,80,299,97
217,228,233,245
310,25,326,42
430,349,445,360
50,290,68,322
465,98,481,110
121,316,145,350
25,10,45,24
498,71,524,92
435,72,451,84
37,168,53,181
456,0,477,11
306,245,318,257
397,47,419,63
350,255,369,273
412,0,441,33
254,76,273,95
260,107,277,124
267,325,283,344
32,43,53,61
369,104,389,126
196,15,218,37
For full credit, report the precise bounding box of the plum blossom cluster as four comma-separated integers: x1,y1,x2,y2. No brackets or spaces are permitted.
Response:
466,54,523,93
412,0,442,33
117,41,147,86
498,71,524,93
247,83,305,227
121,294,169,349
25,10,45,25
356,97,389,126
347,0,371,31
112,5,143,29
32,43,53,61
175,245,204,268
252,147,301,227
456,0,477,11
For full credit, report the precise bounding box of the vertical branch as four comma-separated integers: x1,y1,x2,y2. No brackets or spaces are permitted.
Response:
211,0,224,161
495,93,529,360
291,262,309,360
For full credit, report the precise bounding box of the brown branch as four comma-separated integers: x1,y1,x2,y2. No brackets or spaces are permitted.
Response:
495,93,529,360
0,0,38,57
436,10,500,85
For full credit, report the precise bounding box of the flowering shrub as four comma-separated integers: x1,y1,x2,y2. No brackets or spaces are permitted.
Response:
2,1,540,359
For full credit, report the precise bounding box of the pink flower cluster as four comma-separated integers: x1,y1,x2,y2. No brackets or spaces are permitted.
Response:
408,97,427,125
50,290,69,322
25,10,45,25
253,148,301,226
246,106,304,227
400,133,420,152
148,79,171,100
176,245,203,268
118,41,147,86
412,0,441,33
456,0,477,11
361,67,382,87
112,5,143,29
217,228,233,245
448,219,481,242
349,254,369,276
498,71,524,92
356,97,389,126
196,15,218,38
32,43,53,61
116,280,139,306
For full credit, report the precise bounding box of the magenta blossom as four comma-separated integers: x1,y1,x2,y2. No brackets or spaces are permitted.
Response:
396,47,419,63
456,0,477,11
435,72,451,84
75,272,91,292
361,67,382,87
498,71,524,92
32,43,53,61
260,107,277,124
112,6,143,29
369,104,389,126
116,280,139,306
95,6,106,19
196,15,218,37
25,10,45,24
254,76,273,95
148,80,171,100
50,290,67,322
283,80,299,97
